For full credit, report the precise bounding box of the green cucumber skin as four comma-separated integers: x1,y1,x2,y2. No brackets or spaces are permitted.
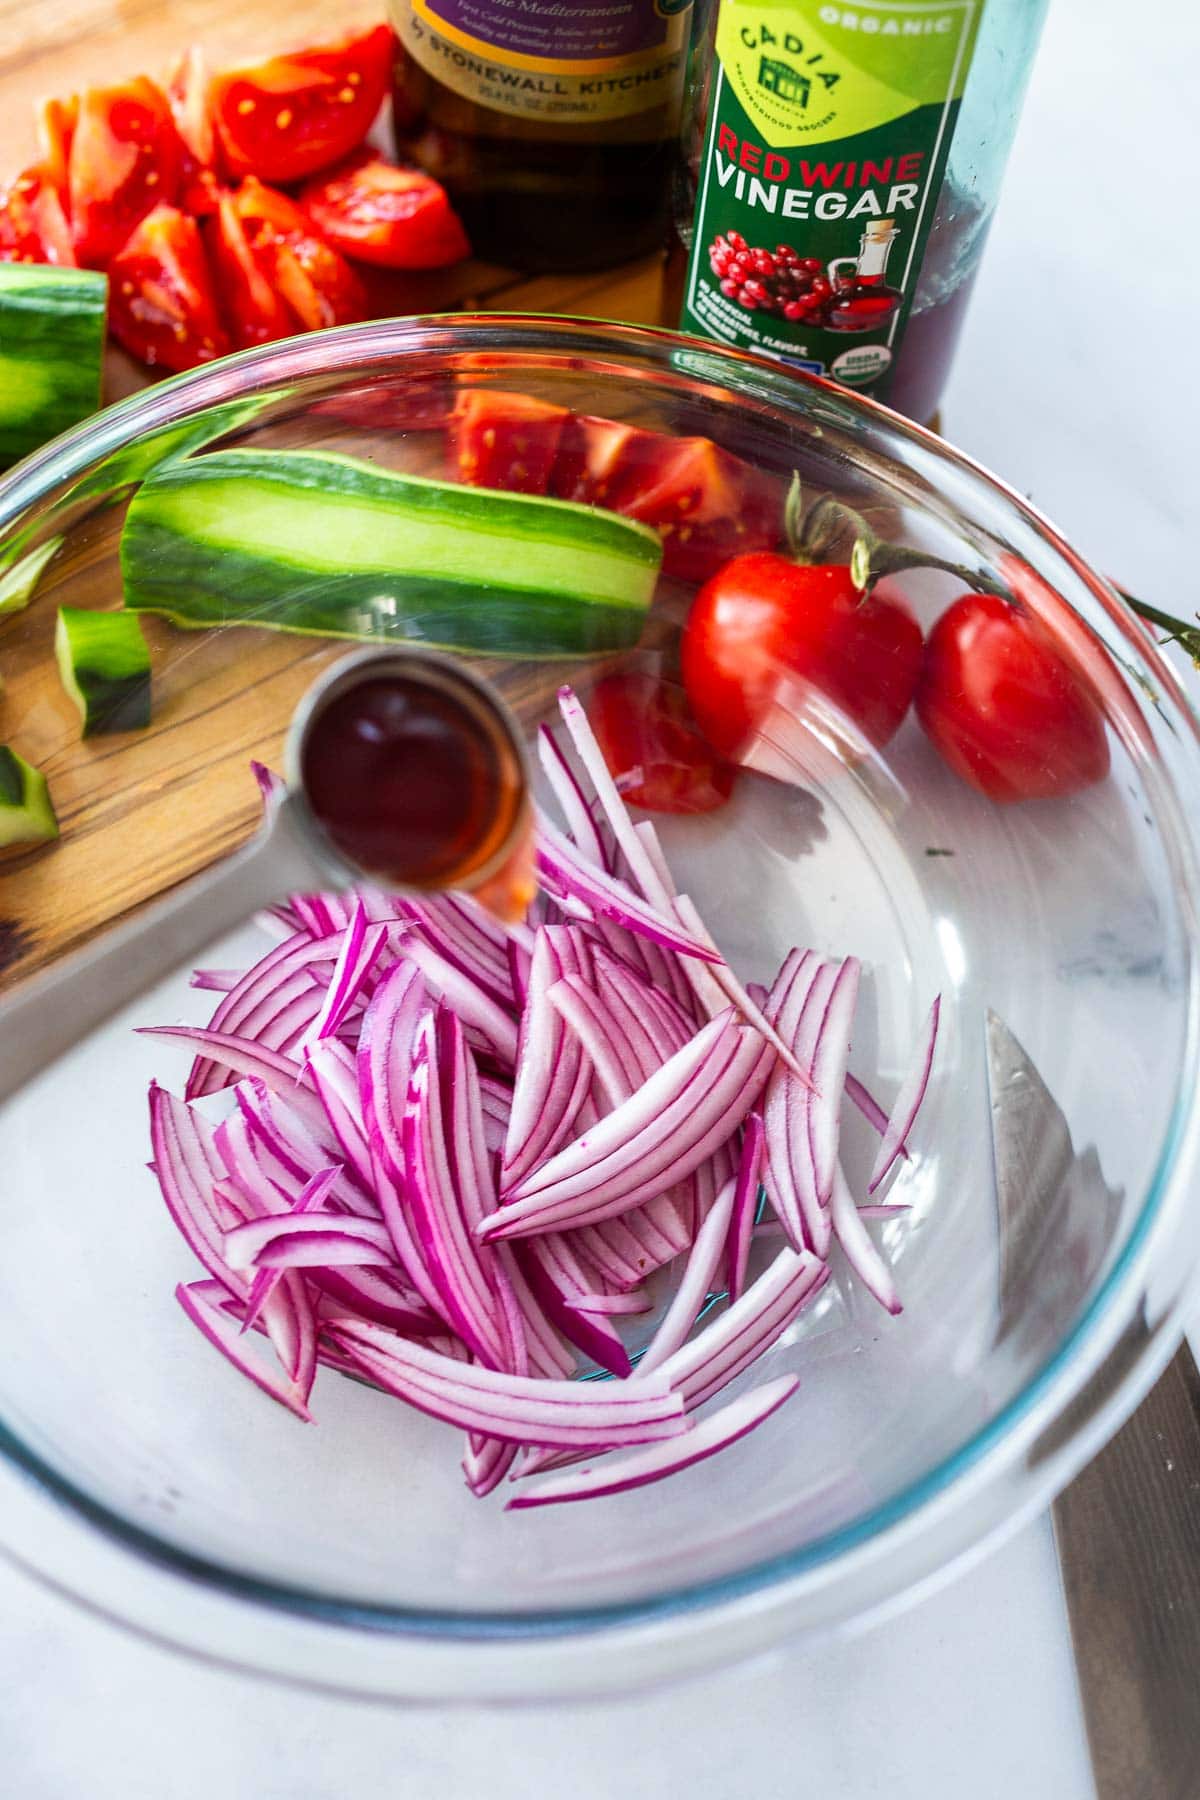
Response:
0,266,107,470
121,450,662,660
56,607,151,736
0,745,58,846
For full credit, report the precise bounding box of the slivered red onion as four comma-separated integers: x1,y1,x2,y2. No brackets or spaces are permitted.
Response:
148,692,939,1506
868,996,941,1194
508,1375,799,1509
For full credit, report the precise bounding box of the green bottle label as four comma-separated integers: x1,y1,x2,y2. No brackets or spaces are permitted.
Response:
679,0,984,401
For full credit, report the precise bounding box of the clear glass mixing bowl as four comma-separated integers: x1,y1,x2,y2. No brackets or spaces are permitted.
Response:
0,317,1198,1703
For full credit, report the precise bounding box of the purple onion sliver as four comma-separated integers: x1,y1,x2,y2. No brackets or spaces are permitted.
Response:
538,724,611,871
831,1164,901,1314
175,1280,311,1421
507,1376,799,1509
635,1177,736,1378
728,1111,764,1305
867,996,940,1195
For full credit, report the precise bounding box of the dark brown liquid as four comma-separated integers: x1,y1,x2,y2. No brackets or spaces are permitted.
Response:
393,58,677,273
301,674,522,888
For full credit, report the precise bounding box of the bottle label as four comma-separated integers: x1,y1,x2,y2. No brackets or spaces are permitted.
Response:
679,0,984,400
396,0,693,123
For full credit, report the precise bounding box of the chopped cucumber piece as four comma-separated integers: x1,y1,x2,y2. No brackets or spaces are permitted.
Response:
0,265,107,470
120,448,662,659
0,535,63,616
0,746,58,846
55,607,151,736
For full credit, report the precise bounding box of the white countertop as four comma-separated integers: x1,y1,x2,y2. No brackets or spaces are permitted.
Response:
2,0,1196,1792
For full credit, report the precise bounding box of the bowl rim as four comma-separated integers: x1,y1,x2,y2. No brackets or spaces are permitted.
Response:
2,314,1199,1685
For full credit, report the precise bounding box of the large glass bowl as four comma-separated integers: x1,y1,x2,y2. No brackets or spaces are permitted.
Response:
0,318,1198,1703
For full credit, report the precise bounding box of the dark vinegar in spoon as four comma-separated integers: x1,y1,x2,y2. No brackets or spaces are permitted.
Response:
300,671,523,891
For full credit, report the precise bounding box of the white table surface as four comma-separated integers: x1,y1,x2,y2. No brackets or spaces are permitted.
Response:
2,0,1196,1793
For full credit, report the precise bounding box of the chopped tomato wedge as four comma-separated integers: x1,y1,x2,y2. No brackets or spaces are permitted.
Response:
35,96,79,197
231,176,365,330
211,25,391,183
591,672,736,814
552,417,783,582
107,203,228,372
0,164,75,265
165,48,221,217
451,391,570,495
299,151,469,269
206,189,292,348
68,77,182,268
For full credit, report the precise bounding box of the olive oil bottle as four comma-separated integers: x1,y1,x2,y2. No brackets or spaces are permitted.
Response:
390,0,694,272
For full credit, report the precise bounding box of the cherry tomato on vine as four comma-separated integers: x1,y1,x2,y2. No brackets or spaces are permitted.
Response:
591,672,736,815
681,554,923,762
915,593,1110,803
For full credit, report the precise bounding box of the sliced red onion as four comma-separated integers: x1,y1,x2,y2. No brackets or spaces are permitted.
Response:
226,1212,397,1270
657,1244,829,1409
507,939,531,1013
463,1432,518,1498
727,1112,764,1304
306,1264,441,1336
570,1290,651,1317
477,1074,512,1157
241,1165,341,1335
402,1010,509,1370
486,1014,771,1239
234,1076,375,1218
830,1164,901,1314
538,723,611,871
258,1268,319,1401
356,961,428,1185
497,1251,575,1380
182,933,340,1097
519,1238,632,1378
306,1039,375,1192
635,1176,736,1378
868,996,940,1194
250,760,286,812
306,901,389,1046
139,1025,325,1129
502,926,594,1187
325,1318,685,1447
507,1375,799,1509
176,1279,312,1421
762,951,825,1254
567,1217,655,1290
558,686,673,906
148,1084,245,1295
671,893,816,1090
404,936,518,1067
844,1071,898,1145
398,896,514,1014
536,817,720,963
190,968,243,992
806,957,861,1203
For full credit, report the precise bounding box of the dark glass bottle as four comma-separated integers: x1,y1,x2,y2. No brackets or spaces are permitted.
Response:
390,0,694,273
668,0,1048,422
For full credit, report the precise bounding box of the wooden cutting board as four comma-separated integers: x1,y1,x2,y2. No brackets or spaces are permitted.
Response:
0,0,667,986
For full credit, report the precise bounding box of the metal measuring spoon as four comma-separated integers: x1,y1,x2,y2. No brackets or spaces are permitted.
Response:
0,648,530,1103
